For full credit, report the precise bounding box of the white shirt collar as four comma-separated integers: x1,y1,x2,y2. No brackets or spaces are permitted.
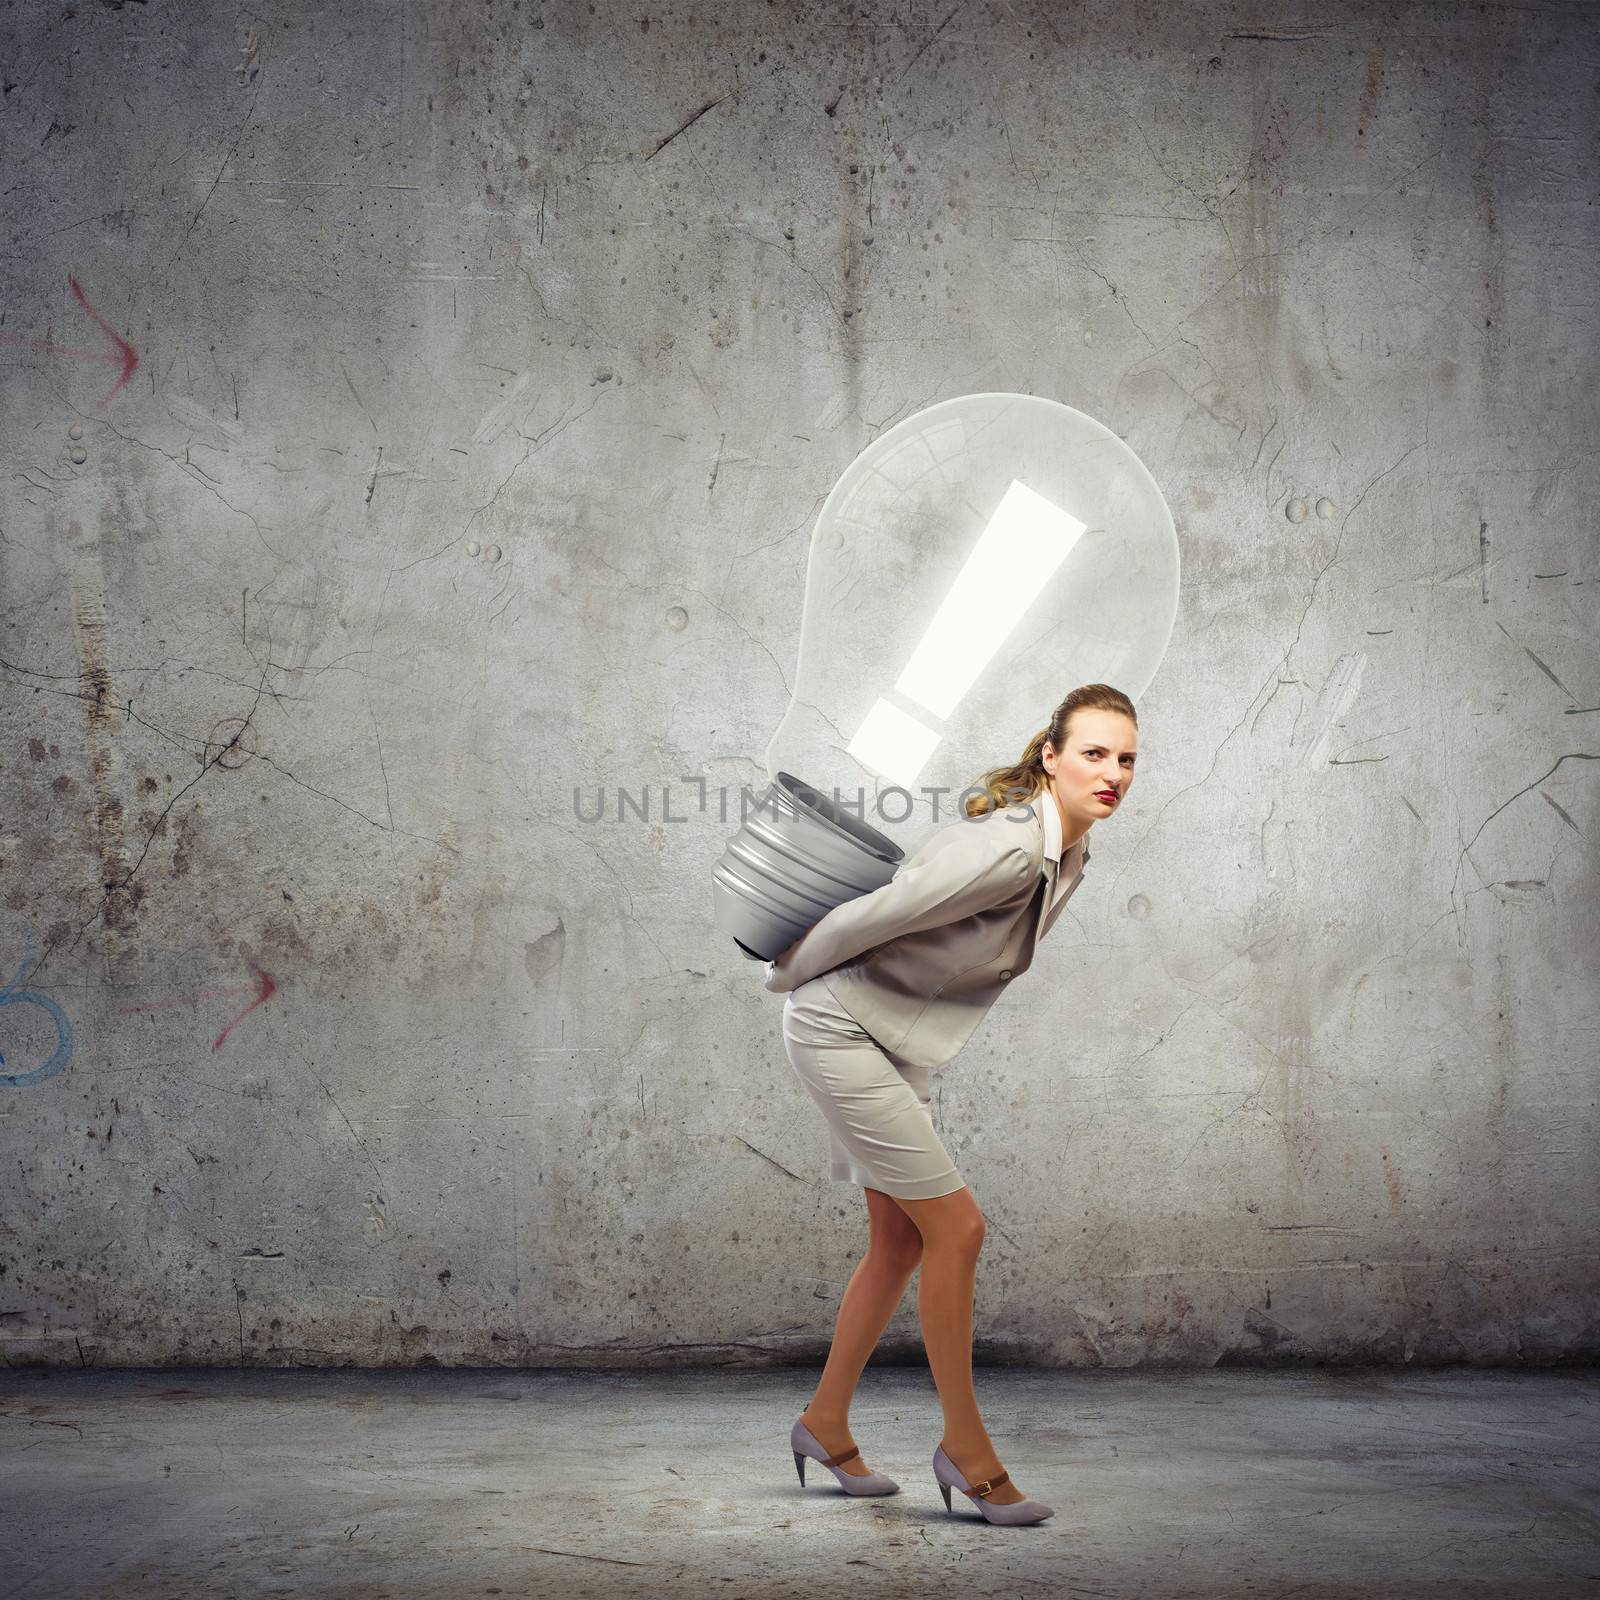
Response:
1037,783,1063,864
1034,784,1089,870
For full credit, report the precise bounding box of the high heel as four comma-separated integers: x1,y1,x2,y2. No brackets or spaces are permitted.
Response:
790,1417,900,1496
932,1442,1054,1525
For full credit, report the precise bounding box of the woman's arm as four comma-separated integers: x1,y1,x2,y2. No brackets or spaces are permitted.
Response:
763,834,1032,994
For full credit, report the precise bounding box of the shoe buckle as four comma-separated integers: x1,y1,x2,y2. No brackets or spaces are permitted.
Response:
970,1478,994,1498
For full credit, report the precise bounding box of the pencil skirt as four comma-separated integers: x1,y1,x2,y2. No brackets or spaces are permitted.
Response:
781,974,965,1201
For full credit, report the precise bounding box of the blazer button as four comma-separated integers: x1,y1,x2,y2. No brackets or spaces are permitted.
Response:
999,969,1013,980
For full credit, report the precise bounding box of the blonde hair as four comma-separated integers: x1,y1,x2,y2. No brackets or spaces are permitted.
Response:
963,684,1138,818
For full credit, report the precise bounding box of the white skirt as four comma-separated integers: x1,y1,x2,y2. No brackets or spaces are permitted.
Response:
781,974,965,1201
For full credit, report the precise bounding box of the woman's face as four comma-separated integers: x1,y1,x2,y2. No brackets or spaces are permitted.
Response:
1041,710,1137,828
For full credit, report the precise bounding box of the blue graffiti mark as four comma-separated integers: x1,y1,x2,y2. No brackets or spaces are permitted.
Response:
0,938,75,1088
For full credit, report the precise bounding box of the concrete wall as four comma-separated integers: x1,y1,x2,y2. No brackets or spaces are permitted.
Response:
1,0,1595,1368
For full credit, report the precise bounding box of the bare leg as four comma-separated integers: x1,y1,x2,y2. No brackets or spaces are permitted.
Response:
797,1187,922,1476
887,1186,1028,1505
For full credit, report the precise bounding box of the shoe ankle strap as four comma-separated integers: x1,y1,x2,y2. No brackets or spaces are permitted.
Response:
823,1444,860,1467
966,1469,1010,1498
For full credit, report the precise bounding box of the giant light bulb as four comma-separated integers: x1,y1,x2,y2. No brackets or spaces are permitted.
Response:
713,392,1179,961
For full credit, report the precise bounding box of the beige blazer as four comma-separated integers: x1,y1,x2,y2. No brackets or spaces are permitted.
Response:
764,789,1090,1068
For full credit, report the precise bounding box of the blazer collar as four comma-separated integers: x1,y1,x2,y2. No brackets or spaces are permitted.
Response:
1038,783,1064,865
1033,784,1091,873
995,793,1055,963
1021,786,1091,952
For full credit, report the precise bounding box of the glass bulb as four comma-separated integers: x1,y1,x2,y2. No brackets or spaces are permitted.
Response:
713,392,1180,961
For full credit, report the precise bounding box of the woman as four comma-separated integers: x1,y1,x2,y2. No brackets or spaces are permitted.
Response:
765,684,1137,1526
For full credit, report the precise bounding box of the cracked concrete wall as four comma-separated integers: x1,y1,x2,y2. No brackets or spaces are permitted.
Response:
1,0,1596,1369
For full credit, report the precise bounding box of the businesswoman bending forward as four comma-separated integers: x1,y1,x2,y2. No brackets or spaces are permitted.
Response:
765,684,1138,1526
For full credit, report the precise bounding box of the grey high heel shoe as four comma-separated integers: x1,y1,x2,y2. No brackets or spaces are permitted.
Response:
933,1442,1054,1525
791,1417,900,1496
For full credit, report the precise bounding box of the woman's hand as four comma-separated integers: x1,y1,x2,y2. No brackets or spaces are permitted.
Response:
763,936,804,992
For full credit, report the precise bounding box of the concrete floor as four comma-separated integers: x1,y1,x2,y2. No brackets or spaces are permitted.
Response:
1,1366,1595,1599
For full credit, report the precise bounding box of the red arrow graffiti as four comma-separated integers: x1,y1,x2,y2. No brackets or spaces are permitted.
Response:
0,276,139,401
116,983,261,1017
213,962,277,1051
